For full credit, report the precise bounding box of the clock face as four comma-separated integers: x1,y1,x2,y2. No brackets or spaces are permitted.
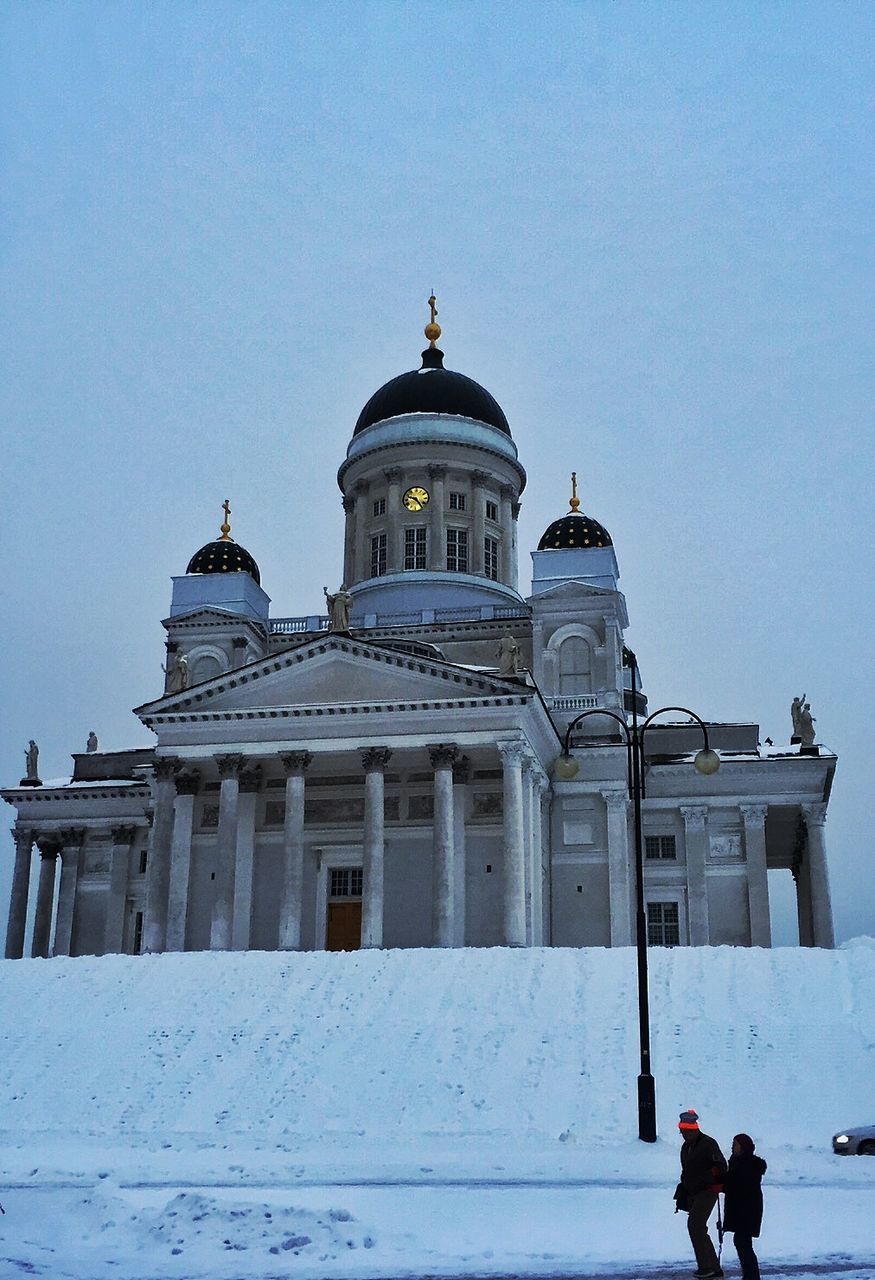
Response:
402,485,430,512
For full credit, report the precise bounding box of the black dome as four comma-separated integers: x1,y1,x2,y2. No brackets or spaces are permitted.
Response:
186,539,261,585
538,512,612,551
354,347,511,437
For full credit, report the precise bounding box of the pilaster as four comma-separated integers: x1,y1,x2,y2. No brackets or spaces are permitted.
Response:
53,828,86,957
681,805,710,945
166,772,199,952
361,747,392,948
740,803,771,947
105,825,137,955
429,744,457,946
452,754,471,946
279,752,313,950
427,465,447,573
603,790,633,947
802,803,834,949
32,837,60,959
498,740,527,946
210,754,245,951
5,827,34,959
143,756,180,954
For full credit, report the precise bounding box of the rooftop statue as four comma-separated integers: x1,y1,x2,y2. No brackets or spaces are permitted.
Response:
86,731,98,753
497,633,521,675
324,584,352,633
24,740,39,781
162,651,190,694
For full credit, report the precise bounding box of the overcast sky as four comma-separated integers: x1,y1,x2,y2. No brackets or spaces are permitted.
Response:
2,1,872,944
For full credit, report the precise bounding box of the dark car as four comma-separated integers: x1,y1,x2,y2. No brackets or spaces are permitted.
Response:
833,1124,875,1155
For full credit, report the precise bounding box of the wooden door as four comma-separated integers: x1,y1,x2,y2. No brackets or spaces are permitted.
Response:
326,901,362,951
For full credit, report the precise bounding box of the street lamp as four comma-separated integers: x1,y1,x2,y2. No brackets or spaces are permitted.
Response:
553,647,719,1142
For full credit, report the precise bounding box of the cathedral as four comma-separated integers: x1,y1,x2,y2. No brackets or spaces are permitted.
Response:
3,304,837,958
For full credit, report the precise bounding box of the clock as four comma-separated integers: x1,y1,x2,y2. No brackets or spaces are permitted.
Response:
402,485,430,512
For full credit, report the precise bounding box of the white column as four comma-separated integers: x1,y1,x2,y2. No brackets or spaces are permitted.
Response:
105,825,136,955
472,470,489,575
31,839,60,959
802,803,835,949
143,756,180,954
530,770,548,945
430,744,457,946
5,828,34,959
211,754,244,951
499,485,514,588
681,805,710,945
53,828,85,956
353,482,369,584
232,766,260,950
603,790,633,947
795,852,814,946
166,772,199,951
428,465,446,572
740,803,771,947
279,752,313,950
384,468,402,574
361,747,392,948
510,497,521,592
342,492,356,586
498,741,527,946
452,755,470,946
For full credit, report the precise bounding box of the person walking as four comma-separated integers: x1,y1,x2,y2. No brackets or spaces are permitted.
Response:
723,1133,767,1280
677,1108,727,1280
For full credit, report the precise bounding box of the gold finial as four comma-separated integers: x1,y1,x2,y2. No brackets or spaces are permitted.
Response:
424,292,442,346
220,499,232,541
569,472,581,513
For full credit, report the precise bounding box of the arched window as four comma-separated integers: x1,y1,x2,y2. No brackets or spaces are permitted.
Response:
558,636,592,694
189,653,223,684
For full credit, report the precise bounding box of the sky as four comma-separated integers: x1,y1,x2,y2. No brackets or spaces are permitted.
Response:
1,1,873,943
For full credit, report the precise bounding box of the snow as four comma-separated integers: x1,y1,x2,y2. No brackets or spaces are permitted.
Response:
0,944,873,1278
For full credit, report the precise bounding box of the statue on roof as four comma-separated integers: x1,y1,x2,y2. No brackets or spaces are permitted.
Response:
86,731,98,753
162,651,190,694
24,740,39,781
791,694,805,741
324,584,352,633
497,632,521,675
798,701,816,747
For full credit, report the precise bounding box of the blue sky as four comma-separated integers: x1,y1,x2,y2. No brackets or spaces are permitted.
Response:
1,1,872,942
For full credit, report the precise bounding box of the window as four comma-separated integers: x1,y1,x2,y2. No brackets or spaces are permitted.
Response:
373,497,386,517
264,801,286,827
484,536,499,580
330,867,363,898
371,532,387,577
200,803,219,829
449,491,466,511
404,526,427,570
485,500,498,522
132,910,144,955
647,901,681,946
645,835,677,860
138,849,148,875
446,527,469,572
558,636,592,693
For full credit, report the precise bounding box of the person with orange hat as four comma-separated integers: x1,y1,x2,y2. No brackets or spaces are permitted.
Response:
675,1108,728,1280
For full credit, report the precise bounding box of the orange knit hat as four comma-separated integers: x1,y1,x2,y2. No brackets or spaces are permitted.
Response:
679,1109,700,1131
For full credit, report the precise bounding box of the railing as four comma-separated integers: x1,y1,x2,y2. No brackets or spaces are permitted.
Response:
548,694,600,711
270,603,532,634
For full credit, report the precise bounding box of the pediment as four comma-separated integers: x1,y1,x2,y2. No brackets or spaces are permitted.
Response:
529,579,616,601
136,635,528,720
162,606,263,630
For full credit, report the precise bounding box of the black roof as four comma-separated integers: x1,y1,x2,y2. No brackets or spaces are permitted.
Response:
537,512,613,551
186,539,261,585
353,347,511,437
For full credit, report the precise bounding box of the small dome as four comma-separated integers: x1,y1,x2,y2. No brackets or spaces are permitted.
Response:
354,346,511,437
186,539,261,584
538,512,612,551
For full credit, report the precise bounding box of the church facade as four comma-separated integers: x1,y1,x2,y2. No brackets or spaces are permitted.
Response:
3,309,837,958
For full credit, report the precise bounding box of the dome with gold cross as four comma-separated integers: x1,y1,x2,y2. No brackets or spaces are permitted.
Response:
186,501,262,585
538,474,612,550
353,295,512,437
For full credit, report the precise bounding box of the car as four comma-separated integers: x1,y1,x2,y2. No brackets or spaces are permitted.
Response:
832,1124,875,1155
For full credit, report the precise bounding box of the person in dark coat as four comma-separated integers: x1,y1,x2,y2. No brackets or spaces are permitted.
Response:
677,1109,727,1280
723,1133,767,1280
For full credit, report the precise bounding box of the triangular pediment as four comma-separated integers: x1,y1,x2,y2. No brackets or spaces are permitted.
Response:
529,579,616,601
135,634,529,720
162,606,264,629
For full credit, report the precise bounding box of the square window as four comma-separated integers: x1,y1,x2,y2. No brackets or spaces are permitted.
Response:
645,834,677,860
647,901,681,946
446,527,469,572
449,491,466,511
200,803,219,829
404,526,427,570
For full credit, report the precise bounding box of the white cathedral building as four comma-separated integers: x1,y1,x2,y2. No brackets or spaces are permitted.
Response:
4,308,837,958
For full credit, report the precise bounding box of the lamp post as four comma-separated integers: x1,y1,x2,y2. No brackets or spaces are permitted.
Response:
553,647,719,1142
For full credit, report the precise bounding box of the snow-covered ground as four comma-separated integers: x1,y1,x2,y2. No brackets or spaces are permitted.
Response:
0,943,873,1278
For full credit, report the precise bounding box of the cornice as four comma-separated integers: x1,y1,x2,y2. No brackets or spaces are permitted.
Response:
140,694,532,728
1,785,151,804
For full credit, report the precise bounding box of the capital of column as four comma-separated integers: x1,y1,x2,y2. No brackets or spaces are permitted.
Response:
499,484,516,501
281,751,314,775
154,756,181,781
239,765,262,793
216,753,246,780
361,746,392,773
175,770,201,795
600,789,629,814
802,802,828,828
497,739,527,766
165,640,179,654
36,835,61,860
511,501,522,520
11,827,35,853
232,636,248,651
111,824,138,846
739,803,768,827
342,494,355,513
680,805,708,830
452,754,472,785
427,463,447,481
58,827,87,849
429,744,458,769
472,469,491,487
383,467,402,484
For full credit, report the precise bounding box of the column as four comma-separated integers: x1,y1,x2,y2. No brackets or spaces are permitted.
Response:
529,769,548,946
740,804,771,947
521,757,534,944
279,752,313,950
143,756,180,954
361,747,391,948
166,771,199,951
603,791,633,947
452,755,470,946
794,851,814,946
802,803,835,949
498,741,527,946
353,482,369,583
5,828,34,959
681,806,710,945
537,777,552,945
53,828,86,957
428,465,447,572
429,744,458,946
31,838,60,959
232,636,248,669
384,468,402,574
211,754,244,951
105,825,136,955
499,485,515,588
232,766,260,950
511,498,521,592
471,470,489,575
342,493,356,585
